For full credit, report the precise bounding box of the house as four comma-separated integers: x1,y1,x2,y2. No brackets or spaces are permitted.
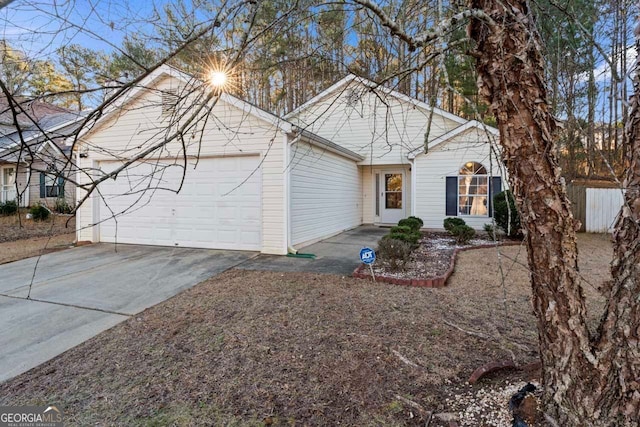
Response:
0,98,82,208
75,65,504,255
285,75,504,230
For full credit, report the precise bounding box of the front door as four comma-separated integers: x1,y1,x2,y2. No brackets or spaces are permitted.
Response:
380,171,405,224
1,167,16,203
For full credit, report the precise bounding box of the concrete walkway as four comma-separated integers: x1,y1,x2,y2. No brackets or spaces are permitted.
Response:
0,244,255,383
238,225,388,275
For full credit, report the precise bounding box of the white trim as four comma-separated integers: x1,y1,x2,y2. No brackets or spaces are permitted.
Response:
379,169,406,224
283,132,292,252
410,159,416,217
220,93,292,134
23,167,30,207
408,120,499,159
285,75,357,119
294,129,364,161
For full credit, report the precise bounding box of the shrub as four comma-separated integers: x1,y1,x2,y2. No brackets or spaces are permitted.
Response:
53,198,72,214
377,237,413,270
389,225,420,245
484,223,499,240
407,216,424,227
443,217,466,231
0,200,18,216
450,224,476,245
493,190,522,238
398,217,422,233
29,204,50,221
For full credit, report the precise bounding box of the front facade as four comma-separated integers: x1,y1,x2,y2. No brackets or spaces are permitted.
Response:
286,75,505,231
75,66,504,255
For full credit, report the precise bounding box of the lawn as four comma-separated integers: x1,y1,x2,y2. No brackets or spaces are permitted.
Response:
0,212,75,264
0,234,610,426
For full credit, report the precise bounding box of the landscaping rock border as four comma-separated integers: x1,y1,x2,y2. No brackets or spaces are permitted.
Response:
353,241,523,287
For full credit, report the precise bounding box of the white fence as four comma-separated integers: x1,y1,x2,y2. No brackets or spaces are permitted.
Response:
585,188,625,233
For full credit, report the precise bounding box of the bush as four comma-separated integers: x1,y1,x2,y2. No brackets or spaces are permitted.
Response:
450,224,476,244
53,198,72,214
398,217,422,232
493,190,522,238
29,204,50,221
407,216,424,227
389,225,420,245
443,217,466,231
377,237,413,270
0,200,18,216
484,223,499,240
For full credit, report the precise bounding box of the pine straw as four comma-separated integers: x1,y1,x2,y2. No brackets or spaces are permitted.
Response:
0,214,75,264
0,234,611,426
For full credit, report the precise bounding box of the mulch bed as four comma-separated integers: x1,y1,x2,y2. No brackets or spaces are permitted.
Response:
354,232,522,287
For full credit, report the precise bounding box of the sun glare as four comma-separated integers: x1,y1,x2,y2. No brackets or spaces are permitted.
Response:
208,70,228,89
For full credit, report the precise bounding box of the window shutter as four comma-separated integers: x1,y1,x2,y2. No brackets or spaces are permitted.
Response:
489,176,502,217
445,176,457,216
39,172,46,198
58,176,65,197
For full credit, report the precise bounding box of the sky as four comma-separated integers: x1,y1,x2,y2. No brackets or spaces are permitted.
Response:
0,0,171,58
0,0,635,123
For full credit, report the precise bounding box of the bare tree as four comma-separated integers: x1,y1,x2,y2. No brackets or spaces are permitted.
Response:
2,0,640,424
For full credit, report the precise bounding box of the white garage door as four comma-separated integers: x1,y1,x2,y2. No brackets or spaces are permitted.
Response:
98,156,261,251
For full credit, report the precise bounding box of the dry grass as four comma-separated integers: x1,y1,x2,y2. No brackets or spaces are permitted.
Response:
0,234,612,426
0,213,75,264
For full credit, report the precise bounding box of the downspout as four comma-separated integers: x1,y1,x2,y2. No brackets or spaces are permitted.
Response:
283,131,296,254
409,156,416,216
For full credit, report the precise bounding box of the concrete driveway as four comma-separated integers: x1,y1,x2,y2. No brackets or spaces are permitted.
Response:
239,225,388,275
0,244,255,383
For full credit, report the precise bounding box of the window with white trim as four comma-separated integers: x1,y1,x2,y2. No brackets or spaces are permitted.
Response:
458,162,488,216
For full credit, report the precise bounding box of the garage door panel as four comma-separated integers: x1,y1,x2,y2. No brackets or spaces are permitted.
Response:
98,157,261,250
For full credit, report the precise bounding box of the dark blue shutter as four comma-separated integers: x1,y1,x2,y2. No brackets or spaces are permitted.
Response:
446,176,457,216
489,176,502,217
39,172,46,198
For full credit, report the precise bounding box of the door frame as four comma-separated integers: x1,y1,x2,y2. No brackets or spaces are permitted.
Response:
378,169,406,224
1,165,17,204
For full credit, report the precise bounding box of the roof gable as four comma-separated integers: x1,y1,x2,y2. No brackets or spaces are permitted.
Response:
78,64,293,142
408,120,499,159
285,74,467,126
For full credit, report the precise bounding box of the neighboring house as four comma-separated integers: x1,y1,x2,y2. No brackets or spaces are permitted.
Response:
75,65,504,255
0,98,82,208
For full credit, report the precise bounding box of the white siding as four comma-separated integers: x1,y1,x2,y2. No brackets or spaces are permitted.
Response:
585,188,624,232
413,127,505,230
290,80,461,166
290,140,361,246
361,166,375,224
76,74,287,254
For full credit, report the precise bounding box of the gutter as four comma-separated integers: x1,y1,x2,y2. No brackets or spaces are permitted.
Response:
290,126,364,162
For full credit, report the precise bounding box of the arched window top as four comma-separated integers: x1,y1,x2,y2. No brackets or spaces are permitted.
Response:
459,161,487,176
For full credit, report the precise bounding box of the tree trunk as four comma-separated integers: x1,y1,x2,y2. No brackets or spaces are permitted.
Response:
469,0,640,424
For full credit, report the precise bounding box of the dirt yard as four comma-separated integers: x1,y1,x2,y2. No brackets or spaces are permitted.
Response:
0,213,75,264
0,234,611,426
